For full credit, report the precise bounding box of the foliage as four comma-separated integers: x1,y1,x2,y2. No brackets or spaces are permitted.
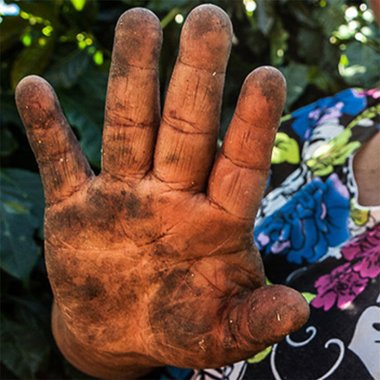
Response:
0,0,379,377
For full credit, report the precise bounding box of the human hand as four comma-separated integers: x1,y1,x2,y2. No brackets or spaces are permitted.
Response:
16,5,309,379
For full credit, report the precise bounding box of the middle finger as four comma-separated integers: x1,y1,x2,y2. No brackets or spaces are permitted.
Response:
153,4,232,191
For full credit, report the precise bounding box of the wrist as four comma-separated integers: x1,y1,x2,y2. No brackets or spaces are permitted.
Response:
51,302,157,379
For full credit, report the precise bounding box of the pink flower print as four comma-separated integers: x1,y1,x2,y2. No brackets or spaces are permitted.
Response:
352,249,380,279
356,88,380,99
342,225,380,279
366,89,380,99
312,263,368,311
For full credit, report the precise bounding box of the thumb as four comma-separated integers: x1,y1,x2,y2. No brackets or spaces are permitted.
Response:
221,285,310,362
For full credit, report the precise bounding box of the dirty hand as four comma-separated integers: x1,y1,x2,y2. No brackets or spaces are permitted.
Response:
16,5,309,379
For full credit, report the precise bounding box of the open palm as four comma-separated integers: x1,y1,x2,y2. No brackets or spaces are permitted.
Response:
16,5,309,379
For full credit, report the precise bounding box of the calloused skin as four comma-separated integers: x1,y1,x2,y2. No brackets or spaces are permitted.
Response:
15,5,310,379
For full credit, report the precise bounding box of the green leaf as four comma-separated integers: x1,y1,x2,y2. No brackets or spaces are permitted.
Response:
2,169,45,220
296,28,322,64
0,201,40,280
160,7,181,29
11,36,54,89
71,0,86,11
340,42,380,87
0,94,22,126
256,0,275,36
0,169,44,280
320,40,341,74
147,0,189,12
0,16,28,53
18,1,60,24
314,0,345,37
0,314,50,378
280,63,309,109
289,2,319,28
269,20,288,65
55,65,106,167
77,65,107,102
45,49,91,89
59,89,103,167
0,128,18,157
308,66,334,92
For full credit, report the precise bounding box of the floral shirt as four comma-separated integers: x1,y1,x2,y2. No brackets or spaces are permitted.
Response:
158,88,380,380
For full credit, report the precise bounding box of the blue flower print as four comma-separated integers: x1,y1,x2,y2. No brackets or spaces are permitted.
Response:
254,174,350,264
291,89,367,141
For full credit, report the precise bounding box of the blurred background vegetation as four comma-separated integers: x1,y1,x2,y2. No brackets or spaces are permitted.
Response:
0,0,379,378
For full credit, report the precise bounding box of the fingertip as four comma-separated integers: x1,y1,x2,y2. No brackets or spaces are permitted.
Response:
244,66,286,104
15,74,43,91
114,8,162,68
15,75,58,125
237,66,287,124
116,7,162,36
246,66,286,90
180,4,233,71
248,285,310,344
16,75,52,104
184,4,233,37
271,285,310,331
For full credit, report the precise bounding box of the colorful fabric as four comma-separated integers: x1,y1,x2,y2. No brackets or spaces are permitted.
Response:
160,88,380,380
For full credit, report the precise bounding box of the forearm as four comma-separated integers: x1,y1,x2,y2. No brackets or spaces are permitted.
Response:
52,302,156,379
